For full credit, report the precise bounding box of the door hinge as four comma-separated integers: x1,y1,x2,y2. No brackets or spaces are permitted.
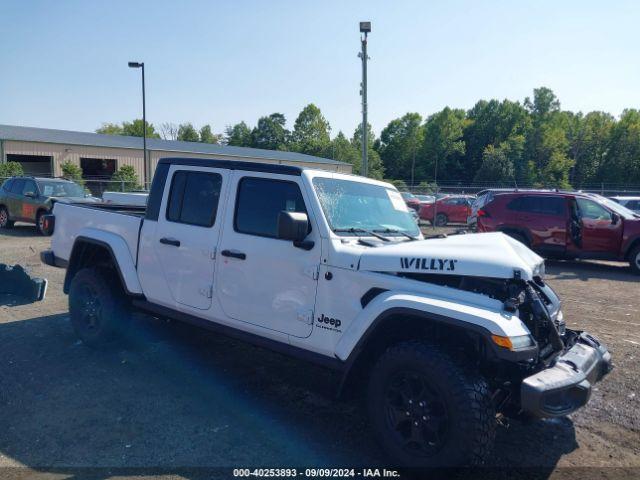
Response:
304,265,320,280
297,309,314,325
210,248,217,260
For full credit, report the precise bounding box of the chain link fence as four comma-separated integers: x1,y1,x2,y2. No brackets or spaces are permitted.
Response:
400,182,640,197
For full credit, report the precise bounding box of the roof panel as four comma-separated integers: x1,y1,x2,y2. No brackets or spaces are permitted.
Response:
0,124,347,166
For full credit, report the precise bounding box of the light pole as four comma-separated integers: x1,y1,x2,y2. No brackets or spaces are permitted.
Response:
358,21,371,177
128,61,148,186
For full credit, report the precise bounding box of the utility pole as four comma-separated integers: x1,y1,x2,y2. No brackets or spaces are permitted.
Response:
128,61,148,186
358,22,371,177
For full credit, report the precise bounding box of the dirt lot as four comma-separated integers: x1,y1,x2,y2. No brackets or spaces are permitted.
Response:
1,223,639,478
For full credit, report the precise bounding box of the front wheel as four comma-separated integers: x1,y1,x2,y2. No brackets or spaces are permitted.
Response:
629,245,640,276
367,341,495,468
434,213,448,227
69,267,130,347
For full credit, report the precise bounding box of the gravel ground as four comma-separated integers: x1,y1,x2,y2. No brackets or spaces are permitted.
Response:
0,223,639,478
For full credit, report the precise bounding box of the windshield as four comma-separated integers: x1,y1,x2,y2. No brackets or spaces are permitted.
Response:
37,180,85,198
313,177,420,237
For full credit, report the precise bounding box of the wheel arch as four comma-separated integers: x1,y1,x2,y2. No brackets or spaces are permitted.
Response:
623,235,640,260
64,235,143,297
496,226,532,246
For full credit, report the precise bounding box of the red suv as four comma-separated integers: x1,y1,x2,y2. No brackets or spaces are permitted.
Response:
475,190,640,274
419,195,473,226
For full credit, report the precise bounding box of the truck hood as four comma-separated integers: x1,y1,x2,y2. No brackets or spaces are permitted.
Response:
357,232,544,281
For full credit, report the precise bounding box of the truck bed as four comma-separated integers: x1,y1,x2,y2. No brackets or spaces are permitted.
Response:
50,202,145,264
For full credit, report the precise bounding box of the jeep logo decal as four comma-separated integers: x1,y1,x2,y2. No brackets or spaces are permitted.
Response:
316,313,342,332
400,257,458,271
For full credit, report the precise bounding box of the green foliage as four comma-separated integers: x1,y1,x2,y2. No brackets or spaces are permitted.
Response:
291,104,331,156
386,179,409,190
111,165,142,192
0,161,23,178
61,161,84,185
419,107,467,182
328,131,360,165
177,123,200,142
199,124,220,144
251,113,289,151
97,120,160,138
378,113,423,182
225,122,252,147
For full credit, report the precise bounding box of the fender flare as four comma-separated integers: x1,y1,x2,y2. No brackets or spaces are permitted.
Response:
64,229,143,296
496,225,532,246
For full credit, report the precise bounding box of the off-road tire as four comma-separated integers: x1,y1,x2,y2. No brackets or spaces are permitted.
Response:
69,267,131,347
629,244,640,276
367,341,495,468
36,210,49,236
434,213,448,227
0,206,14,229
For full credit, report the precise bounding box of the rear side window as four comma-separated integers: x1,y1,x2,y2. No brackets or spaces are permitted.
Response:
166,171,222,227
235,177,307,238
507,196,565,216
2,178,14,192
11,179,25,194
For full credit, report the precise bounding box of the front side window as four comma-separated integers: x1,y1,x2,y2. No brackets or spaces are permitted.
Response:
576,198,612,221
166,171,222,227
313,177,420,237
22,180,37,196
235,177,307,238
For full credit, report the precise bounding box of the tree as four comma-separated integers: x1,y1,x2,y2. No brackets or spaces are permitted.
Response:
97,120,160,138
199,124,221,144
61,161,84,185
601,109,640,184
566,111,614,186
378,113,424,183
291,104,331,156
111,165,142,192
352,123,384,179
0,161,23,178
177,123,200,142
96,123,124,135
225,122,252,147
328,131,360,165
251,113,289,151
473,140,519,183
159,122,179,140
419,108,467,183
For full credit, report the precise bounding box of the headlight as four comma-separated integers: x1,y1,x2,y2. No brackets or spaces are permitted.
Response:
491,334,535,351
533,262,545,278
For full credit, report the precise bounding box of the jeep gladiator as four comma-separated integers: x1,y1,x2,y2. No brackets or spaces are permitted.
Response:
41,157,611,467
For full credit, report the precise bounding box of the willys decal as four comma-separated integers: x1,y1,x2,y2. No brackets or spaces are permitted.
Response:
400,257,458,271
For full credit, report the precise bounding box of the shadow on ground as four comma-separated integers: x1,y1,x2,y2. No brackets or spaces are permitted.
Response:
0,224,39,237
0,313,577,478
545,259,635,283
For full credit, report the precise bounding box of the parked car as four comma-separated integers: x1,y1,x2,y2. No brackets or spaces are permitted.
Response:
0,176,99,234
400,191,421,211
415,194,435,204
419,195,473,226
40,157,611,467
610,196,640,214
475,190,640,274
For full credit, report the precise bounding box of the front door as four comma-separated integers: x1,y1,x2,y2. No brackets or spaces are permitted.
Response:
152,166,228,310
19,179,40,222
574,197,623,253
216,173,320,338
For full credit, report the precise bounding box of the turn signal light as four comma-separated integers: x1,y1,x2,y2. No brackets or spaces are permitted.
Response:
477,209,490,217
491,334,534,351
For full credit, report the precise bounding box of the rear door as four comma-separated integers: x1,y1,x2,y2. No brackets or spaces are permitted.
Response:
508,195,567,252
150,165,229,310
574,197,623,253
7,179,25,220
216,173,320,338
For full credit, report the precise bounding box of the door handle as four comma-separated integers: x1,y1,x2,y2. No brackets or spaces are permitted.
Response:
221,249,246,260
159,237,181,247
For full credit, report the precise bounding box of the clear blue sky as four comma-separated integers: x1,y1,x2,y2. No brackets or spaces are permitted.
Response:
1,0,638,137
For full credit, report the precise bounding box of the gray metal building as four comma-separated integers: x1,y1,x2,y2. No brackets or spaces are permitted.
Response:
0,124,352,187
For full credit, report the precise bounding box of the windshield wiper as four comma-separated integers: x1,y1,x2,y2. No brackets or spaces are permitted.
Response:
374,228,419,241
334,228,391,242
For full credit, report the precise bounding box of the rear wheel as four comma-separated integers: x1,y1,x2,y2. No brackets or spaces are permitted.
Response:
629,245,640,275
69,267,130,347
367,341,495,467
0,206,14,229
434,213,448,227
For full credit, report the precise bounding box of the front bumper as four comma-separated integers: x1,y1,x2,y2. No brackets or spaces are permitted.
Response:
520,332,612,418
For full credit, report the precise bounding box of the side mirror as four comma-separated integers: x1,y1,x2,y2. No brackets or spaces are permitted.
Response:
25,192,37,198
277,211,309,242
611,212,620,225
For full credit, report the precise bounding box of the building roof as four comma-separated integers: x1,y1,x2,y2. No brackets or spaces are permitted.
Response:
0,124,347,166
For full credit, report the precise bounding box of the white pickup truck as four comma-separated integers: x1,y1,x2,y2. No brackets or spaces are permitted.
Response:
41,157,611,467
